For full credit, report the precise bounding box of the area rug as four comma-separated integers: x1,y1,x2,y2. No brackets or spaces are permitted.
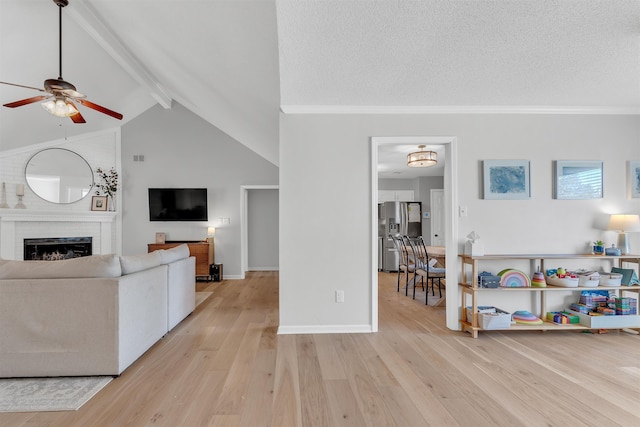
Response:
0,376,112,412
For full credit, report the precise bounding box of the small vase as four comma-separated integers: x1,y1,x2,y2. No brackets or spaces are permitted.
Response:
108,195,116,212
593,245,604,255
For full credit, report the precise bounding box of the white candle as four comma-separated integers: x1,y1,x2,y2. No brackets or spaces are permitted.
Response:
16,184,24,196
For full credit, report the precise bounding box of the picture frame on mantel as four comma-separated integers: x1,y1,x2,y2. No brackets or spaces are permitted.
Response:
91,196,108,211
155,232,166,244
483,159,531,200
628,161,640,199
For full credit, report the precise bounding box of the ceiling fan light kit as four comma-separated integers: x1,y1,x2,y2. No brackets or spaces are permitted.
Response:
407,145,437,168
42,98,79,117
0,0,122,123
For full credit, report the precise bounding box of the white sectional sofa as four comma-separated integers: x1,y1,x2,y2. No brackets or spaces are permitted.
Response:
0,244,195,378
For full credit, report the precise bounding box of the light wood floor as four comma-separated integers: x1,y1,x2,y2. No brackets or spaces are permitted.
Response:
3,271,640,426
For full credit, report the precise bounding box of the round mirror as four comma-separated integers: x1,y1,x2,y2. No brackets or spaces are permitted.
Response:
25,148,94,204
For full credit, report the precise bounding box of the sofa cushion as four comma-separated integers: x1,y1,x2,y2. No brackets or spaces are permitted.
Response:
120,251,162,274
0,254,122,279
158,244,190,264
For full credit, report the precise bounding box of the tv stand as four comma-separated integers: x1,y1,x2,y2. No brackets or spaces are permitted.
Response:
148,241,213,279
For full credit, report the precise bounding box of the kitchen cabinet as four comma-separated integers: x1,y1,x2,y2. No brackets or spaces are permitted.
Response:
459,253,640,338
378,190,414,202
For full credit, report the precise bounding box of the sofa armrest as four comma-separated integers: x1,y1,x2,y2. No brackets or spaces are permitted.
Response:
167,256,196,331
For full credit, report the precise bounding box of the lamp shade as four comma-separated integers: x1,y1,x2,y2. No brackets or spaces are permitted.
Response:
407,145,437,168
41,98,78,117
608,214,640,232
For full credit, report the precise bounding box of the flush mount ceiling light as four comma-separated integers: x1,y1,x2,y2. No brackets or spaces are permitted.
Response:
407,145,437,168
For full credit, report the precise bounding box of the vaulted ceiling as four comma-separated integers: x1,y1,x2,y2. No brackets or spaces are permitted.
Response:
1,0,639,169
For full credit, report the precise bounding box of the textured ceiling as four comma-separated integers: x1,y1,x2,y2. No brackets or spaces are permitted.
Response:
277,0,640,111
1,0,639,171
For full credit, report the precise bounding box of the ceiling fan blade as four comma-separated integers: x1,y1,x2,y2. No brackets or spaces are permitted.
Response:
3,95,50,108
69,111,86,124
77,99,123,120
0,81,46,93
66,100,86,123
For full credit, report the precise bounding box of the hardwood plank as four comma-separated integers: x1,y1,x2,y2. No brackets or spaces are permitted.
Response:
324,379,368,426
296,335,334,427
271,335,302,427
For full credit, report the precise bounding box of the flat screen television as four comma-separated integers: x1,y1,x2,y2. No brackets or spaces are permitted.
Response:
148,188,208,221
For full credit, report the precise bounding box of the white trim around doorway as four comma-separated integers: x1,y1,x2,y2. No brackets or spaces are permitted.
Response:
240,185,279,280
371,137,459,332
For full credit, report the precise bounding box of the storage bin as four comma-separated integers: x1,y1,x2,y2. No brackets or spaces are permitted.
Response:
480,308,512,329
576,271,600,287
466,306,496,323
567,310,640,328
545,275,579,287
599,273,622,286
466,306,511,329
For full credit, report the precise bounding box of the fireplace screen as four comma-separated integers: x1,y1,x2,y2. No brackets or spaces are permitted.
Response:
24,237,93,261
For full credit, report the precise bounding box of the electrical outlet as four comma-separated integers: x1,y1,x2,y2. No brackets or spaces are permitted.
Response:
335,290,345,303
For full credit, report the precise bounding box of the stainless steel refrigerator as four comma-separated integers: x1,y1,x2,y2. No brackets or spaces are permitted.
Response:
378,201,422,271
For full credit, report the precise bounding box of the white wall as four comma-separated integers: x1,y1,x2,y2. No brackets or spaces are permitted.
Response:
248,188,279,270
279,113,640,333
121,103,278,278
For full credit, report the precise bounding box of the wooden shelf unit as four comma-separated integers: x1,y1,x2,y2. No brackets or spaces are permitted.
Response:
459,254,640,338
148,241,213,278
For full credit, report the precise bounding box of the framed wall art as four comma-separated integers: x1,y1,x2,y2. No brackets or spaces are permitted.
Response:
483,160,531,200
554,160,603,200
91,195,108,211
628,161,640,199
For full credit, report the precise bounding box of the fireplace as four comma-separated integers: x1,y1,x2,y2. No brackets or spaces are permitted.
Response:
24,237,93,261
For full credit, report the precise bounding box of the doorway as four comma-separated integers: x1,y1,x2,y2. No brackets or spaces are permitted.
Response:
240,185,279,279
371,137,458,332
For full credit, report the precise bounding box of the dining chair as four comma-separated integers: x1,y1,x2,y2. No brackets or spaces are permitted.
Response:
390,235,407,292
412,236,446,304
401,235,421,297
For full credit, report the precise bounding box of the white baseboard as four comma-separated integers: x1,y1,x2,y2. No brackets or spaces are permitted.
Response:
277,324,374,335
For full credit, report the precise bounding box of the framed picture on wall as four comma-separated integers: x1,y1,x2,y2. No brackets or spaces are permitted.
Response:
554,160,603,200
628,161,640,199
91,196,108,211
483,160,531,200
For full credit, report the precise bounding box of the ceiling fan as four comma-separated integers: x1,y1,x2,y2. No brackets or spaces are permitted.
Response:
0,0,122,123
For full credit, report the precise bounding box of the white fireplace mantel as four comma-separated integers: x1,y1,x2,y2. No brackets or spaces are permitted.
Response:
0,209,117,259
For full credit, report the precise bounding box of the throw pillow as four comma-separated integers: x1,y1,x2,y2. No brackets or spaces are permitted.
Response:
120,251,162,275
158,244,190,264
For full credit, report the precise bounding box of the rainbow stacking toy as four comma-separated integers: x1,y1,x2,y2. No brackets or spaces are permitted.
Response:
512,310,543,325
497,268,531,287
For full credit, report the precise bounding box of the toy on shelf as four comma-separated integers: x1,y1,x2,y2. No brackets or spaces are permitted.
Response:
531,271,546,287
497,268,530,287
512,310,543,325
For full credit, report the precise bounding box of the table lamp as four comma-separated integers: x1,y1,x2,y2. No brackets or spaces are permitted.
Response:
608,214,640,255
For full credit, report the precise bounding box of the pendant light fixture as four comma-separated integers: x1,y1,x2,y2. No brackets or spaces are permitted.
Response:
407,145,437,168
